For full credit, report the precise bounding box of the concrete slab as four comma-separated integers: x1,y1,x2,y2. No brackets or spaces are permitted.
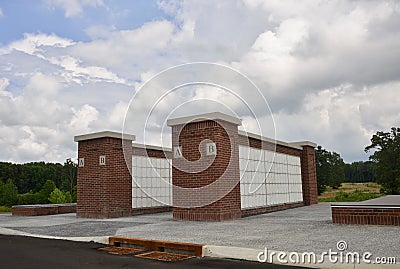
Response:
332,195,400,207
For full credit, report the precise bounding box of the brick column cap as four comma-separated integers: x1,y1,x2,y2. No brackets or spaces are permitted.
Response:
288,141,317,148
167,112,242,127
74,131,136,142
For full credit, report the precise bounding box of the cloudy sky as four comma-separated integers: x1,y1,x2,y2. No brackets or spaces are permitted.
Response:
0,0,399,163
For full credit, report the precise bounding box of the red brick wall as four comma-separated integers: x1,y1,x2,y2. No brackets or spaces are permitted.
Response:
77,137,133,218
132,147,172,159
332,207,400,226
300,145,318,205
12,204,76,216
171,120,241,221
241,201,304,217
238,135,302,157
131,206,172,216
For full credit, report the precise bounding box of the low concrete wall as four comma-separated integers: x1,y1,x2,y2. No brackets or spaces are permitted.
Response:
12,203,76,216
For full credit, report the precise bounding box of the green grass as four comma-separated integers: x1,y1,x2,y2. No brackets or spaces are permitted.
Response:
0,206,12,213
318,182,382,202
319,189,381,202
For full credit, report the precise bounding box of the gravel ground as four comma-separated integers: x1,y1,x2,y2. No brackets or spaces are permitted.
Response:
1,203,399,260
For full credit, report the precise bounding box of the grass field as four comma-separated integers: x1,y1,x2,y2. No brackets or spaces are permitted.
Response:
318,182,382,202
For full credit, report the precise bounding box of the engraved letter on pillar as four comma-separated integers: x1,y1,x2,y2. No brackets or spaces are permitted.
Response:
174,146,182,158
206,142,216,156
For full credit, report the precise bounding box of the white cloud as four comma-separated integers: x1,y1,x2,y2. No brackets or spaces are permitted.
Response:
1,33,127,85
69,104,99,134
268,82,400,162
1,0,400,162
45,0,105,18
70,20,177,76
49,56,127,84
4,33,75,55
0,73,103,162
0,7,3,17
85,25,116,40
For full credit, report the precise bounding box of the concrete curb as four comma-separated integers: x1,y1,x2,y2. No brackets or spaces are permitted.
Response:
0,227,109,244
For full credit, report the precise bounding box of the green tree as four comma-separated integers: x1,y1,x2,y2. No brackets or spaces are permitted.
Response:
48,188,67,204
316,146,345,194
0,161,71,193
38,180,56,204
72,185,77,202
365,127,400,194
344,161,376,183
61,159,77,194
0,179,19,206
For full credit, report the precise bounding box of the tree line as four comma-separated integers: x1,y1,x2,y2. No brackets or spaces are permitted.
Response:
0,159,77,207
316,127,400,195
315,147,376,194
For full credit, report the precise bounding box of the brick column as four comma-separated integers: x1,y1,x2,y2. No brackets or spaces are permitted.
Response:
299,143,318,205
74,131,135,218
167,112,242,221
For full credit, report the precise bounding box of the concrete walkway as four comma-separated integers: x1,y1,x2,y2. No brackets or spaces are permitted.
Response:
1,203,399,267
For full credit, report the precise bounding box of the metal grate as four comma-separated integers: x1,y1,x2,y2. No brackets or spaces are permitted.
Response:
135,251,194,262
99,246,142,255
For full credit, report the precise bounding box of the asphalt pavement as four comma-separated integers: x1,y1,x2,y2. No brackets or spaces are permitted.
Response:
0,235,302,269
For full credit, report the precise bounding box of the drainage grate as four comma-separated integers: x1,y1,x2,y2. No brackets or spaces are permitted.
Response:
99,246,142,255
135,251,194,262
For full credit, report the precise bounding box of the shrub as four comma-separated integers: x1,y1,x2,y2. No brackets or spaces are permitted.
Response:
48,188,67,204
64,191,72,203
17,192,42,205
319,190,380,202
0,206,12,213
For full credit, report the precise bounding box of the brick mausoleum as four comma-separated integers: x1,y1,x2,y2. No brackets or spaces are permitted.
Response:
74,112,318,221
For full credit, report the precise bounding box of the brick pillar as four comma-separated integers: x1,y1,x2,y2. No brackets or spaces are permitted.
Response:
167,112,242,221
74,131,135,218
299,143,318,205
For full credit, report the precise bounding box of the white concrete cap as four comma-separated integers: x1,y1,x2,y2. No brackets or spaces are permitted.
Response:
74,131,136,142
132,142,172,152
288,141,317,148
238,130,317,150
238,130,302,150
167,112,242,126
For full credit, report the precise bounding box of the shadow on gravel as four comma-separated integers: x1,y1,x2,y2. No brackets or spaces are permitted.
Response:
12,221,149,237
